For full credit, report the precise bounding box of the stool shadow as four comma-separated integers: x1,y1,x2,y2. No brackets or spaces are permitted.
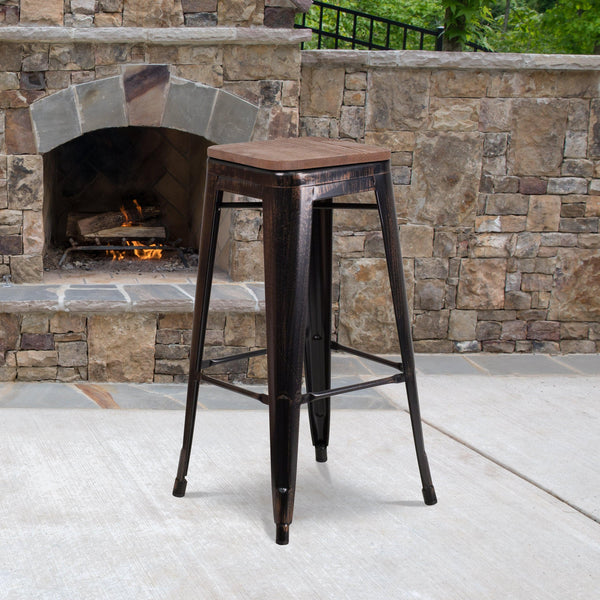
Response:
183,479,423,514
383,500,425,508
316,461,333,485
184,490,230,499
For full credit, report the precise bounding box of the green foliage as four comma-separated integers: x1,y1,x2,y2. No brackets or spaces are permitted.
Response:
538,0,600,54
487,1,543,52
296,0,445,51
348,1,444,29
486,0,600,54
527,0,557,11
298,0,599,55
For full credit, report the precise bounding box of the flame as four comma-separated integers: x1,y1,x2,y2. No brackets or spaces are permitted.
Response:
119,199,144,227
120,205,132,226
108,201,164,260
133,198,143,217
131,240,163,260
108,241,163,261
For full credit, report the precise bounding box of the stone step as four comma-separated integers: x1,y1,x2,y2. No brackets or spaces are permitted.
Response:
0,281,266,384
0,280,264,313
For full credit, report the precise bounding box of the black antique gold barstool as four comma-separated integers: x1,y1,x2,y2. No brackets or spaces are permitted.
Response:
173,137,437,544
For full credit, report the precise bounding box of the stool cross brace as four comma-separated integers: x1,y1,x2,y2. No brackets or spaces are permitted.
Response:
196,343,406,406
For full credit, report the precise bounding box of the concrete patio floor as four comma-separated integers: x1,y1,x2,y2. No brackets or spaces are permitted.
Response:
1,354,599,599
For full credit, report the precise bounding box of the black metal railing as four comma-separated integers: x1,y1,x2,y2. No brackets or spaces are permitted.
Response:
295,1,489,52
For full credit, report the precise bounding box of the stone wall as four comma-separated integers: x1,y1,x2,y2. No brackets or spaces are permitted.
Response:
0,310,266,383
2,18,600,379
0,0,307,29
301,51,600,353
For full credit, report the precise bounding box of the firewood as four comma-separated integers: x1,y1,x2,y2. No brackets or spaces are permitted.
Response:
85,226,166,239
76,207,161,237
77,212,123,236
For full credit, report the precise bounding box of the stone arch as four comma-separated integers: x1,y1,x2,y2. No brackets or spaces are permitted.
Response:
29,65,259,153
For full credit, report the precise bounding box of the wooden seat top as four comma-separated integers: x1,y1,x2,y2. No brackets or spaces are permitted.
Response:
207,137,390,171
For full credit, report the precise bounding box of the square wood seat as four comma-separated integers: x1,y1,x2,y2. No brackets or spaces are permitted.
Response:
173,137,437,545
206,137,391,170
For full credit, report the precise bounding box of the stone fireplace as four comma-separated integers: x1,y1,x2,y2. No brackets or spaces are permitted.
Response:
36,66,258,271
0,0,311,284
9,51,302,280
0,0,311,383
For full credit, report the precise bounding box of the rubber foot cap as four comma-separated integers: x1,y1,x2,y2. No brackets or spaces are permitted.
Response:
315,445,328,463
276,524,289,545
173,478,187,497
423,485,437,506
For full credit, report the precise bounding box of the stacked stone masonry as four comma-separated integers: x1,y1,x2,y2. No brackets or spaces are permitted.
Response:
0,309,264,383
0,280,267,383
1,1,307,29
301,52,600,355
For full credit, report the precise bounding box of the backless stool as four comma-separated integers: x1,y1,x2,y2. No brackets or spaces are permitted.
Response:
173,137,437,544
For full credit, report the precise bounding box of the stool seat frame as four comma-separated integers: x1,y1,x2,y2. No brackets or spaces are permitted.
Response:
173,156,437,544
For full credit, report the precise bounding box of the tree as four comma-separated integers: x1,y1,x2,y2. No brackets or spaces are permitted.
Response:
487,0,600,54
487,1,544,52
540,0,600,54
441,0,494,50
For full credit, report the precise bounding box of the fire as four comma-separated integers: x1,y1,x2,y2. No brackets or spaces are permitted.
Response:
119,199,143,227
108,199,164,261
109,241,164,261
119,205,131,225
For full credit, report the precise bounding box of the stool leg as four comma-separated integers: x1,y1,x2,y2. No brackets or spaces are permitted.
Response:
262,189,313,544
173,173,222,498
375,167,437,506
305,208,333,463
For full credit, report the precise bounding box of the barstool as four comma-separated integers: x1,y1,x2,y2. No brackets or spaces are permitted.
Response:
173,137,437,544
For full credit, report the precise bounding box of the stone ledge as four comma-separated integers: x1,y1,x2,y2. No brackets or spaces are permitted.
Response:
0,26,311,45
0,282,265,313
301,50,600,72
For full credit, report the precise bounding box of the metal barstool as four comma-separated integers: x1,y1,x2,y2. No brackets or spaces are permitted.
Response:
173,138,437,544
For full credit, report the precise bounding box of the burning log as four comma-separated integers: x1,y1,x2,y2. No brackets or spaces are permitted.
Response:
86,225,166,239
77,211,126,237
76,206,161,238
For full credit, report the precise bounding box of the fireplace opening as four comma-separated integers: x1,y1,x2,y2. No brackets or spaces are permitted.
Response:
43,126,211,274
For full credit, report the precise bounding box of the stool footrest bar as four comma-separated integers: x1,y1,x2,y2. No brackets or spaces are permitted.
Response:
200,372,404,407
218,202,379,211
220,202,263,209
200,373,270,405
197,344,405,406
330,341,403,371
313,202,379,210
201,348,267,369
301,373,405,405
